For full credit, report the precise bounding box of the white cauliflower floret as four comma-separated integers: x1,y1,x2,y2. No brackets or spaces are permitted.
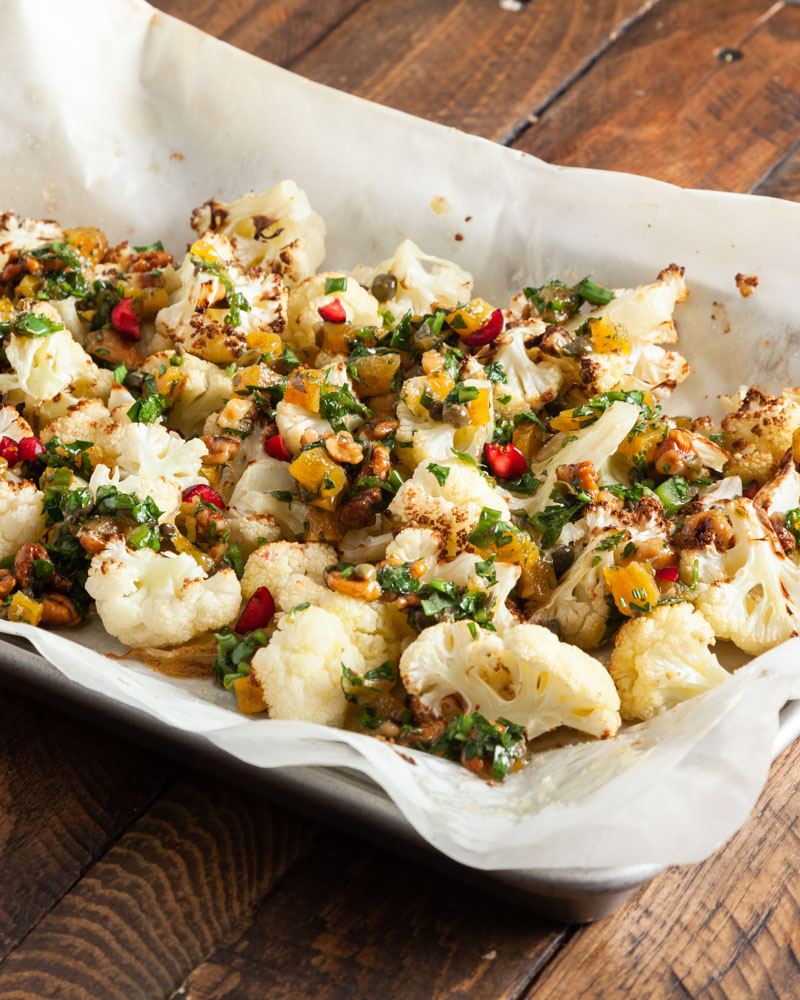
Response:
251,605,362,727
41,398,124,466
519,401,640,516
0,303,112,424
339,527,394,565
389,459,511,555
385,527,445,578
690,497,800,654
487,321,562,417
191,180,326,284
401,620,620,740
0,404,34,442
275,361,366,453
86,538,241,648
610,603,728,721
720,386,800,483
349,238,472,317
241,540,336,603
0,213,63,267
755,460,800,519
286,273,380,353
0,479,47,559
139,351,233,437
88,465,182,523
396,374,493,469
228,457,309,538
50,297,89,346
225,510,282,558
115,422,207,484
155,233,287,364
277,575,410,672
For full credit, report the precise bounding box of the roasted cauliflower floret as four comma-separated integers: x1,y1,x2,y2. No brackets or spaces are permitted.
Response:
41,398,124,467
0,404,34,443
400,620,621,740
155,233,288,364
241,540,337,603
720,386,800,484
0,479,47,559
285,273,381,354
86,538,241,648
139,351,234,437
609,603,729,721
228,457,310,538
191,180,326,284
115,421,207,484
251,604,363,726
485,320,562,417
349,238,472,317
0,213,63,267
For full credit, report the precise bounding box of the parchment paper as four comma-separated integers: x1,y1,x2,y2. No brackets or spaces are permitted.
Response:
1,0,800,871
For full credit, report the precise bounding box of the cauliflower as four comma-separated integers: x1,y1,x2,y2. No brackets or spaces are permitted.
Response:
755,460,800,520
396,374,493,469
86,538,241,648
228,457,309,538
225,511,282,558
88,464,182,523
401,620,620,740
349,238,472,317
689,497,800,654
339,526,394,565
286,273,381,353
41,398,124,466
389,459,512,555
241,540,336,603
484,320,563,417
0,303,112,424
191,180,326,284
139,351,233,437
519,400,640,516
251,605,362,727
115,422,207,484
0,478,47,559
609,603,729,721
155,234,288,364
0,213,63,267
277,574,411,672
0,404,34,442
275,361,366,453
385,527,445,576
720,386,800,484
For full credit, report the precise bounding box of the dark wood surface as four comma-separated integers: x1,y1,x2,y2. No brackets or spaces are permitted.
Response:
2,1,800,997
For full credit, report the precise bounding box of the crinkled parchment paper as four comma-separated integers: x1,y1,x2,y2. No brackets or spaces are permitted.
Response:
1,0,800,871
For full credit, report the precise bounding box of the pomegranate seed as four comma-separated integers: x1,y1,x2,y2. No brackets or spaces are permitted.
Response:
463,308,503,348
0,436,19,465
110,297,141,341
655,566,680,583
166,426,186,438
182,484,226,510
317,298,346,324
264,433,292,462
235,586,275,634
483,441,527,480
743,481,759,499
18,436,45,462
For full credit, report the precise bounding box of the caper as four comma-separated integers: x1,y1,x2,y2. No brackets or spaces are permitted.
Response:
550,545,575,580
371,272,398,303
124,370,146,392
442,402,470,427
159,523,177,538
427,400,444,421
354,562,378,581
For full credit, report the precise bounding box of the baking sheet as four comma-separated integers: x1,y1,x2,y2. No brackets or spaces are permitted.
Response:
1,0,800,875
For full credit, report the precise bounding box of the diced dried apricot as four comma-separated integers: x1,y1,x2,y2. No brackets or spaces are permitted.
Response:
189,239,222,264
283,370,322,411
588,316,630,354
466,387,491,426
172,529,215,572
426,372,455,400
616,424,667,470
234,675,267,715
604,563,659,617
512,420,546,462
65,226,108,265
7,592,43,626
15,274,40,300
446,298,494,335
247,330,283,358
289,447,347,499
155,365,187,399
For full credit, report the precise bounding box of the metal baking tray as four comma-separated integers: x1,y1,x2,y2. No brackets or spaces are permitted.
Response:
2,635,799,922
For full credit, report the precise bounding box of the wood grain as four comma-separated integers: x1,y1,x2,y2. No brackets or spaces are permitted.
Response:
0,774,316,1000
519,735,800,999
289,0,660,142
752,139,800,200
514,0,800,192
171,829,566,1000
150,0,368,67
0,691,178,961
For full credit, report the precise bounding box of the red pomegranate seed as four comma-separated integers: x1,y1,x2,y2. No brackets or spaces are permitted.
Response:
463,308,503,348
317,298,346,324
655,566,680,583
264,433,292,462
182,483,226,510
110,297,141,341
483,441,527,480
166,426,185,438
18,436,45,462
0,436,19,465
743,481,759,499
235,586,275,634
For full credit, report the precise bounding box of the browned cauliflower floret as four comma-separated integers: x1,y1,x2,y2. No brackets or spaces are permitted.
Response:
720,386,800,483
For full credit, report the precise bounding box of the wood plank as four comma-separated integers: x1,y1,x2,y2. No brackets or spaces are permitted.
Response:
0,774,316,1000
171,830,566,1000
290,0,660,142
513,0,800,193
752,139,800,201
518,735,800,999
149,0,368,67
0,691,178,960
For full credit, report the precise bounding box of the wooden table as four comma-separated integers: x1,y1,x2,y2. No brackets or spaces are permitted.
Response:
2,2,800,997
